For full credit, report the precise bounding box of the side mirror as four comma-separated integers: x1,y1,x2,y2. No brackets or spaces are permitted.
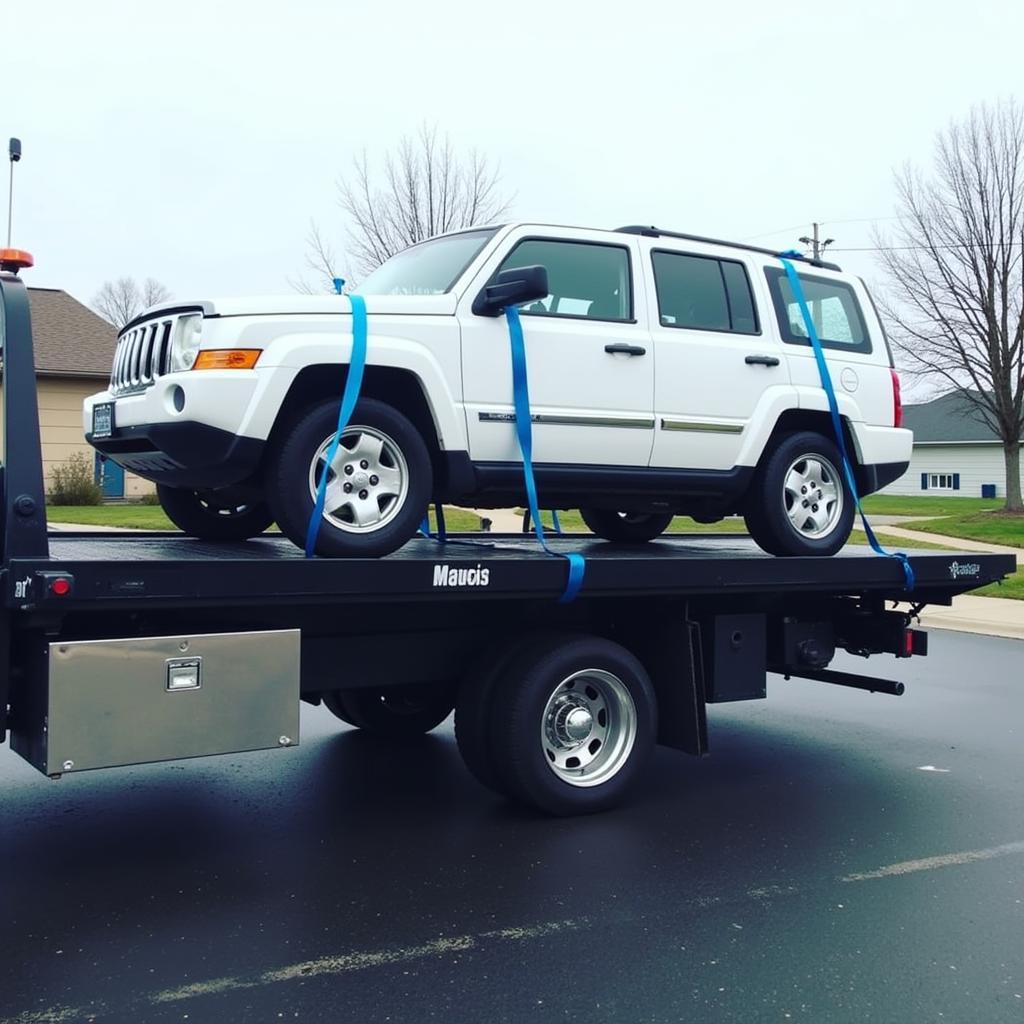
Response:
472,265,549,317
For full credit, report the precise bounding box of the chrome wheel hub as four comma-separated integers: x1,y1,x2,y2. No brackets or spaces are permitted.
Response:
541,669,637,788
782,453,843,540
308,425,409,534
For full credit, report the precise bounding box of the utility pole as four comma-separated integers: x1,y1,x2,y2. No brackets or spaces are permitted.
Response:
7,138,21,247
798,222,834,262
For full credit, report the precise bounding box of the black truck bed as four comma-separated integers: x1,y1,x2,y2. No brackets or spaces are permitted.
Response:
6,531,1014,612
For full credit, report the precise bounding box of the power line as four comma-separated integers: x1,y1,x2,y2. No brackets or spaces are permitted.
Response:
739,223,808,242
829,242,1024,252
741,216,898,242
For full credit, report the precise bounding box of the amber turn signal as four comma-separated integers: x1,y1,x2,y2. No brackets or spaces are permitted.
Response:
192,349,262,370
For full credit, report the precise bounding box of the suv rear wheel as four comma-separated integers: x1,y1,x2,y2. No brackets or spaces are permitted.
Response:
268,397,432,557
579,509,674,543
745,430,854,556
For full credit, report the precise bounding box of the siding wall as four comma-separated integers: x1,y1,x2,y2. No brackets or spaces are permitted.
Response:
0,376,154,497
879,443,1020,498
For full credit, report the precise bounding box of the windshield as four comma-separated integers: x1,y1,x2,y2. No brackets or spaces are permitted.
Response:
356,229,497,295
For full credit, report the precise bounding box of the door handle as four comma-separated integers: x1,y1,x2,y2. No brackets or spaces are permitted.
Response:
745,354,780,367
605,343,647,356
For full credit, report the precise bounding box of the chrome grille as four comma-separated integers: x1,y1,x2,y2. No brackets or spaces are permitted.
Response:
109,316,177,395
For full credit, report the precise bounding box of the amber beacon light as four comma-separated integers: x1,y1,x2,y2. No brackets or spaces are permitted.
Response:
0,248,33,273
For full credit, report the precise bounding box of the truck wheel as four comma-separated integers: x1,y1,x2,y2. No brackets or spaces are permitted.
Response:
579,509,674,543
744,430,854,556
325,683,455,737
454,637,535,797
269,397,432,558
487,634,657,816
156,484,274,541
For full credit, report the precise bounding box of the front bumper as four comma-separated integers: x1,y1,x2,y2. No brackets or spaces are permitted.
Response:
84,371,270,488
87,421,266,488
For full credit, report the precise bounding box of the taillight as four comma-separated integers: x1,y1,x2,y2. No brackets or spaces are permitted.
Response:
891,368,903,428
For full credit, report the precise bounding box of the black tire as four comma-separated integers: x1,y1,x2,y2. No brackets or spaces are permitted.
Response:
454,637,536,797
487,634,657,816
322,691,357,727
268,397,432,558
327,683,456,738
156,485,274,541
744,430,855,556
579,508,674,543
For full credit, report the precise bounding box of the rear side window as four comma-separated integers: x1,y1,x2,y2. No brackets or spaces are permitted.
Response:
764,267,871,353
497,239,632,321
651,251,759,334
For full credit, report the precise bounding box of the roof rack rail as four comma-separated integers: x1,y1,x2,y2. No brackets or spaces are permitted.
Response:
614,225,843,272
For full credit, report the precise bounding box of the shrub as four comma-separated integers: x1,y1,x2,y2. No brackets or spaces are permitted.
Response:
136,491,162,506
48,452,104,506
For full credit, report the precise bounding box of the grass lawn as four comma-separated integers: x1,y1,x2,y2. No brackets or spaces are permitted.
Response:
974,567,1024,600
428,507,483,532
47,504,177,529
859,495,1002,517
907,512,1024,548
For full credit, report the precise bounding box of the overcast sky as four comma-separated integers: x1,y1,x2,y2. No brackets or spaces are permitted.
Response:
5,0,1023,318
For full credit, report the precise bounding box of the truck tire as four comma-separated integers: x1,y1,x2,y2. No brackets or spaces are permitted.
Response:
454,637,536,797
156,484,274,541
579,509,673,543
268,397,432,558
486,634,657,816
325,683,455,737
744,430,855,556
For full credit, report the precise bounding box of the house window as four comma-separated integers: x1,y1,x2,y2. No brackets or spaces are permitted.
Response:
928,474,957,490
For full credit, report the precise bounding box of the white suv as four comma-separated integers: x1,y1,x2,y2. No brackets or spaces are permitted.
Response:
84,223,911,557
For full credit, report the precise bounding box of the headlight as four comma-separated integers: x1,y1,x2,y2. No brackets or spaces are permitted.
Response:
170,314,203,372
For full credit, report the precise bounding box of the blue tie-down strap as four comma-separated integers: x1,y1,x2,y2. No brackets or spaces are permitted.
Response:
305,292,369,557
505,305,586,603
419,502,448,542
778,255,914,591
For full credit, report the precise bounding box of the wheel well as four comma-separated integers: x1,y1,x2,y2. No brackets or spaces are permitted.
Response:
764,409,872,493
268,364,445,484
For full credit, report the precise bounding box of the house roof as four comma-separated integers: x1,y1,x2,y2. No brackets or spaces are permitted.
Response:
903,391,1004,443
26,287,116,378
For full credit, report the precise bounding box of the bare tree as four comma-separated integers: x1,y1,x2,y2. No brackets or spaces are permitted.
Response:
93,277,172,328
299,124,513,290
291,222,342,295
876,99,1024,512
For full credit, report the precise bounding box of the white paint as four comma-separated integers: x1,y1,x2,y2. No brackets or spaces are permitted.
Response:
841,839,1024,882
916,765,951,772
146,919,586,1006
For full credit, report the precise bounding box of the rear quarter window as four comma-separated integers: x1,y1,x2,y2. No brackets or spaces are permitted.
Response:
764,267,872,354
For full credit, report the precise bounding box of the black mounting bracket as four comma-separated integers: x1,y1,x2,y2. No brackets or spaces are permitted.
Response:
1,271,49,562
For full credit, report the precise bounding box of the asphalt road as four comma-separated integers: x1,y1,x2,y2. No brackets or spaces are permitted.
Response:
1,630,1021,1024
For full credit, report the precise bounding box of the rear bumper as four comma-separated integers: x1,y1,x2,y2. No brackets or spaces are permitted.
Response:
87,421,265,489
857,460,909,496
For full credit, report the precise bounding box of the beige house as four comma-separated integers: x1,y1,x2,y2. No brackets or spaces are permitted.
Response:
0,287,153,498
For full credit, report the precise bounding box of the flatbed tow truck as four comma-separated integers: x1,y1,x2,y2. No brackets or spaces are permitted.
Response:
0,262,1016,814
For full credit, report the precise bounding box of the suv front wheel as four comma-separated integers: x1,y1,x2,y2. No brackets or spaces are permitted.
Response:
268,397,432,557
745,430,855,556
157,485,275,541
